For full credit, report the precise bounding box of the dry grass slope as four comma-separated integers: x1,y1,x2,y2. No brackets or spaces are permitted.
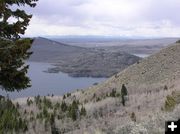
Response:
80,42,180,101
13,42,180,134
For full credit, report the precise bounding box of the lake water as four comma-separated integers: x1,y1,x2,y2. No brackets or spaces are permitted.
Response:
0,62,106,99
133,53,150,58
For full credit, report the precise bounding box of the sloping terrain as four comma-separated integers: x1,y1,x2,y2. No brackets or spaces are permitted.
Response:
29,37,89,63
13,41,180,134
82,41,180,98
29,37,141,77
65,41,180,133
69,41,180,133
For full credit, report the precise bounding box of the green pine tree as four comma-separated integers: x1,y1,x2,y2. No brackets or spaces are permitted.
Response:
61,101,67,112
68,100,79,121
0,0,38,92
121,84,128,106
121,84,128,96
80,105,86,116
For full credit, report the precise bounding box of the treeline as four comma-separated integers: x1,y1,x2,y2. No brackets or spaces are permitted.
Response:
32,96,87,122
0,98,28,133
25,96,87,133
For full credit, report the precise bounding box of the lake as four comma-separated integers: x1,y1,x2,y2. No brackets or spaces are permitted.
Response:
0,62,106,99
133,53,150,58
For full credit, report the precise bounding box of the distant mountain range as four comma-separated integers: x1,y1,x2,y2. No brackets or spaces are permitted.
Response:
49,36,179,55
44,35,179,43
29,37,141,77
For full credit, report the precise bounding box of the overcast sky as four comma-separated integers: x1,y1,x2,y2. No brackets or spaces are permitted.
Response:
24,0,180,37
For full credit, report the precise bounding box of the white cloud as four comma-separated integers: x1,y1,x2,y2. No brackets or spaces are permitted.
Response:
24,0,180,37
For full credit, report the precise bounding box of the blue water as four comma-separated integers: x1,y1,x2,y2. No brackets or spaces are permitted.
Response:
0,62,106,99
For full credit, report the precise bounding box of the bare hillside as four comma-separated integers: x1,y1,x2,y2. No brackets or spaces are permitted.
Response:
29,37,141,77
29,37,90,63
67,41,180,133
83,42,180,98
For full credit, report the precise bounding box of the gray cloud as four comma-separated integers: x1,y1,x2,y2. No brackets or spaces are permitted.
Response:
24,0,180,37
142,0,180,25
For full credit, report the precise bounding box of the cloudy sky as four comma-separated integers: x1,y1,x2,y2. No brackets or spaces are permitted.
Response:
24,0,180,37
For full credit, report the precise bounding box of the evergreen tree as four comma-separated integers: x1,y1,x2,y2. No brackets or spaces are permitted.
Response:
80,105,86,116
68,100,79,121
121,84,128,96
61,101,67,112
110,88,116,97
121,84,128,106
0,98,28,132
121,95,125,106
0,0,38,92
50,114,59,134
63,95,66,100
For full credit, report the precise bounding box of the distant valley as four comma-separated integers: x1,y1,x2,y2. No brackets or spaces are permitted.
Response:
53,36,178,54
